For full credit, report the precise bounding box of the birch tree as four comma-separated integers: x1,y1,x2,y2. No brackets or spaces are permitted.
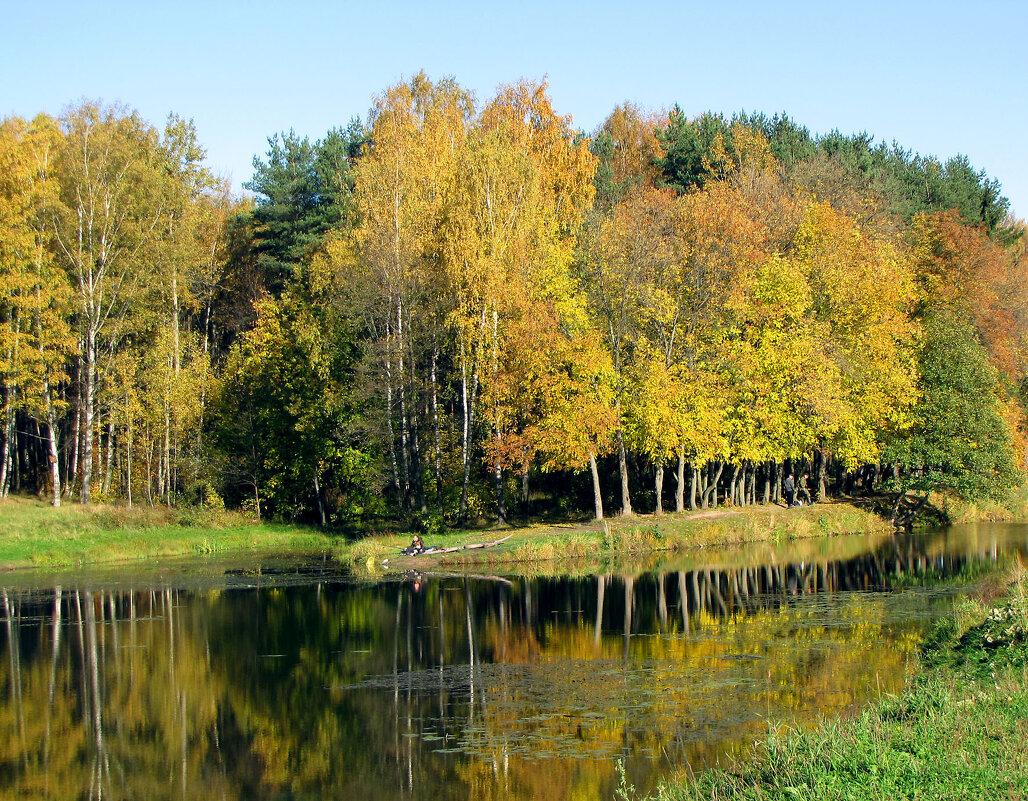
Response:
0,115,74,503
355,73,472,514
52,102,167,504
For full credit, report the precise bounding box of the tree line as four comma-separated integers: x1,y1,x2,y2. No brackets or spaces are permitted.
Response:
1,74,1025,525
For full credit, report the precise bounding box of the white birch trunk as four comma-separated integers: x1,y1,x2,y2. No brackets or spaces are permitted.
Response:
616,427,632,516
80,329,96,504
589,452,604,521
654,463,664,514
675,449,686,513
43,379,62,507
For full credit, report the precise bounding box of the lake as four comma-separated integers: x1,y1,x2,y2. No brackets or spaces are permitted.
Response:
0,522,1024,799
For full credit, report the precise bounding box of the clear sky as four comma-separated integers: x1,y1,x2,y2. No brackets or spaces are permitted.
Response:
3,0,1026,218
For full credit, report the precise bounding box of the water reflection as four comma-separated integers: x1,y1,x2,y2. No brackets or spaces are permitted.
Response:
0,523,1025,800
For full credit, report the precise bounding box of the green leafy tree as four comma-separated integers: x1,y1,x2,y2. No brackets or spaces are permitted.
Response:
885,306,1020,508
209,237,373,523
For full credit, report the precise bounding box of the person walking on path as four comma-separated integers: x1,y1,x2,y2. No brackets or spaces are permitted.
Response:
784,473,796,508
797,472,812,505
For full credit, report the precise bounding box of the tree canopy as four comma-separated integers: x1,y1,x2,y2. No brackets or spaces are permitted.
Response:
1,83,1024,525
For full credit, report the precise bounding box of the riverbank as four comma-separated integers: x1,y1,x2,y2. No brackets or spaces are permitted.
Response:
0,496,332,568
0,492,1004,572
632,563,1028,800
348,501,893,575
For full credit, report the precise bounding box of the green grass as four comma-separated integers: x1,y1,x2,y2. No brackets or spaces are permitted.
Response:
0,494,939,573
342,501,893,577
0,496,336,567
632,561,1028,801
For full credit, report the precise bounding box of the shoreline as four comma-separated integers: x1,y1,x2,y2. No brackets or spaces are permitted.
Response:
0,492,1018,573
357,501,893,576
641,565,1028,800
0,496,881,572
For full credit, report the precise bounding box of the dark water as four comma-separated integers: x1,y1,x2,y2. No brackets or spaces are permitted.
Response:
0,522,1025,800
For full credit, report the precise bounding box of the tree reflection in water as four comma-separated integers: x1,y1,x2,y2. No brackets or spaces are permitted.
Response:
0,523,1025,800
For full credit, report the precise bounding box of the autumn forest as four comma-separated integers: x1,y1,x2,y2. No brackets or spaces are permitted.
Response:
1,73,1026,526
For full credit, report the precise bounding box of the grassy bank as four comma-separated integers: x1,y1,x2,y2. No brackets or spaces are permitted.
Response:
630,563,1028,801
0,496,335,568
931,484,1028,525
345,501,892,575
1,495,892,571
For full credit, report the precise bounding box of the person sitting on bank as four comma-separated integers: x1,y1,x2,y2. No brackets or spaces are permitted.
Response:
409,533,425,554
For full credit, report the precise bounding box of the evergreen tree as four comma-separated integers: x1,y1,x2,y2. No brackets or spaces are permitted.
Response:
244,123,362,293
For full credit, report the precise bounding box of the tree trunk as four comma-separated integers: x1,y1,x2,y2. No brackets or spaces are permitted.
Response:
431,345,443,508
654,462,664,515
11,417,20,494
314,472,326,527
616,428,632,516
171,272,181,374
589,452,604,521
125,401,133,508
889,491,906,526
494,450,506,525
458,313,483,523
80,332,96,505
0,390,11,498
703,461,724,508
102,420,115,497
397,297,411,508
491,308,506,525
385,311,402,503
901,494,930,527
814,448,827,501
520,460,530,515
43,379,62,507
65,379,80,498
411,412,426,514
458,349,473,521
160,390,168,503
675,450,686,513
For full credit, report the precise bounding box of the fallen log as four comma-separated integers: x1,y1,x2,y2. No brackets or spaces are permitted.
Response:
387,533,513,561
422,533,513,555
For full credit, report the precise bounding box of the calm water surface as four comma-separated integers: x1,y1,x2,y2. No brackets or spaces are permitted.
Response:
1,522,1025,800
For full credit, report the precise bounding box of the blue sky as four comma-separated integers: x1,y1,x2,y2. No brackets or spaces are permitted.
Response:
3,0,1026,218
